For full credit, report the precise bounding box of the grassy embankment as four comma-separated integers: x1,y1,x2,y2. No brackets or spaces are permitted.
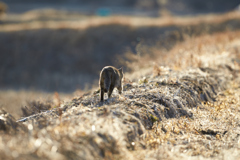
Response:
1,11,240,118
0,11,240,159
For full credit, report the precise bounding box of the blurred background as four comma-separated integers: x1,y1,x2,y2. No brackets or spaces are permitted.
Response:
2,0,240,15
0,0,240,118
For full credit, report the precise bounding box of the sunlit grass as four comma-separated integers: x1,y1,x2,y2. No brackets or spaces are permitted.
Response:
0,9,240,159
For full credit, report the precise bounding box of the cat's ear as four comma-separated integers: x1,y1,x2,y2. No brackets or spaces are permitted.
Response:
119,67,123,73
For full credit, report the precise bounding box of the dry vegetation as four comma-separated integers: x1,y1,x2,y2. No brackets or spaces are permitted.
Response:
1,10,240,94
0,2,7,17
1,11,240,31
1,11,240,159
0,90,77,119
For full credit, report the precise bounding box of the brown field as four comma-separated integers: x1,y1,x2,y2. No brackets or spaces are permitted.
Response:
1,11,240,31
1,11,240,118
1,10,240,159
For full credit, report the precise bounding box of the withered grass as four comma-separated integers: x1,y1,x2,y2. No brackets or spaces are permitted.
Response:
1,11,240,160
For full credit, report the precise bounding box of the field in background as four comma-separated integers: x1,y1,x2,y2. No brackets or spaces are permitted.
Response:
1,2,240,158
0,9,240,118
1,21,240,159
0,90,78,118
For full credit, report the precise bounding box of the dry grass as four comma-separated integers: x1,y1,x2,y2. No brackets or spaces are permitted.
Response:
1,27,240,159
1,11,240,32
140,82,240,159
166,31,240,70
1,10,240,93
1,10,240,159
125,29,240,159
0,90,76,119
125,30,240,79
